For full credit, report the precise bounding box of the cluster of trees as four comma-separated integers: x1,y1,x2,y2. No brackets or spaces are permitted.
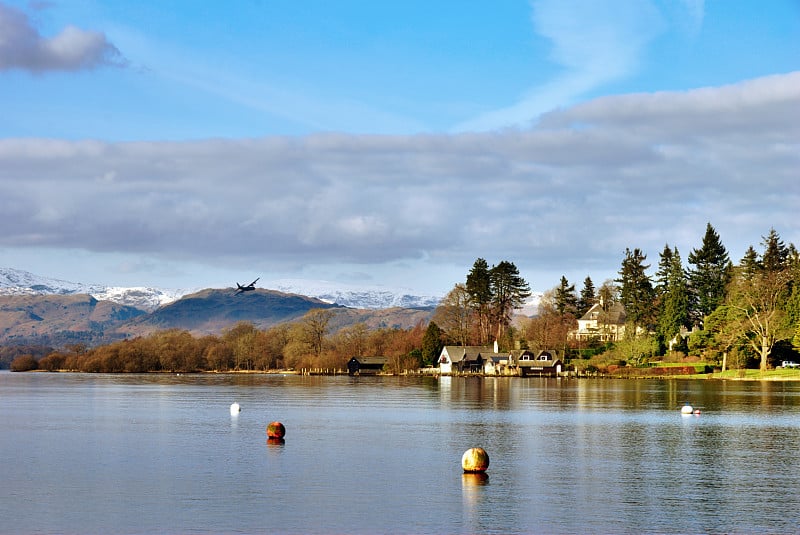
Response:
613,224,800,370
432,259,530,348
9,223,800,374
14,310,429,374
537,224,799,370
431,224,799,371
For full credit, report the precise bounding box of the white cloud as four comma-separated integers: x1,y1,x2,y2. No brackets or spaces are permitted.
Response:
0,2,125,72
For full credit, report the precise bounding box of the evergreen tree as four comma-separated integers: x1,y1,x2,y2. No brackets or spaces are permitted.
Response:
421,322,444,366
577,276,596,316
657,247,690,346
655,244,673,296
688,223,731,321
466,258,493,343
617,248,655,330
739,245,761,280
761,228,789,273
489,260,531,342
554,275,578,316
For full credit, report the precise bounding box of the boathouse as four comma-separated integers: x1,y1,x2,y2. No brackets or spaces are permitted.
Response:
347,356,388,376
438,344,497,374
513,350,563,377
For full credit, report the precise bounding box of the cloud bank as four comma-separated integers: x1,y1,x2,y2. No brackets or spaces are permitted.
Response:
1,71,798,290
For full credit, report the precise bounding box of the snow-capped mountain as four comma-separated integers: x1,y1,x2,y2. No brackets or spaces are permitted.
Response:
0,268,191,311
266,278,441,309
0,268,442,311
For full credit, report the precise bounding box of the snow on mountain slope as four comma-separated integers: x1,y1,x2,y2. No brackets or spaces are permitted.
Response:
0,268,442,311
266,278,441,309
0,268,192,311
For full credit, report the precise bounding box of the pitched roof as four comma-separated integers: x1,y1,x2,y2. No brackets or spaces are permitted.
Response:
441,345,495,363
350,356,388,366
579,302,626,324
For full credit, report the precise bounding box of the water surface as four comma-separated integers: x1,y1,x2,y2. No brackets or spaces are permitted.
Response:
2,372,800,534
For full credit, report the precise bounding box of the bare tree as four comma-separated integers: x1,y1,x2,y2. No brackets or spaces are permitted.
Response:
726,269,793,371
526,289,574,353
302,308,334,358
334,322,369,358
432,283,474,346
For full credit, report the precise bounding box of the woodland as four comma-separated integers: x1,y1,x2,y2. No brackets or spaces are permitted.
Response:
8,223,800,375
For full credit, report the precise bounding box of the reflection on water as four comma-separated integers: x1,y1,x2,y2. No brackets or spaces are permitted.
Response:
2,371,800,534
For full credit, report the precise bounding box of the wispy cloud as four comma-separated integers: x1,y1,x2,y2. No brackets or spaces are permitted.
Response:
0,2,125,72
456,0,683,131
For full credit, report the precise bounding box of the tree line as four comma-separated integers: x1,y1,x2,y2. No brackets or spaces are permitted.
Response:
431,224,799,371
9,223,800,373
11,310,428,373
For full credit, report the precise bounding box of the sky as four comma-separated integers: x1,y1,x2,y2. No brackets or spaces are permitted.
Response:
0,0,798,299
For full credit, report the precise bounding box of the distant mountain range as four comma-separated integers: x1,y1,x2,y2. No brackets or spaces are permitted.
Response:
0,268,539,352
0,267,439,349
0,268,441,311
0,268,187,311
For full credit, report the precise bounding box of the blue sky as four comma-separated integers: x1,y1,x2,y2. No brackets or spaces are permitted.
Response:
1,0,799,299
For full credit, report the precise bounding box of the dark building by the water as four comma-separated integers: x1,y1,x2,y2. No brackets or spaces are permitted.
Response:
347,356,388,375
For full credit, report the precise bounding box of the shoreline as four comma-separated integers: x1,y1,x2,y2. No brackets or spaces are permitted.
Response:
10,368,800,381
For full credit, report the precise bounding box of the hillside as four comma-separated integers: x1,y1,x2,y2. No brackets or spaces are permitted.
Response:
0,268,441,311
0,294,146,346
0,288,434,350
117,288,344,336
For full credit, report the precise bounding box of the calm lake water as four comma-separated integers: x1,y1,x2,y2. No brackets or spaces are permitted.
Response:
2,371,800,534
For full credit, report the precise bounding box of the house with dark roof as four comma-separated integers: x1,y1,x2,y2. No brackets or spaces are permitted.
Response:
347,356,388,375
438,342,503,374
512,350,563,377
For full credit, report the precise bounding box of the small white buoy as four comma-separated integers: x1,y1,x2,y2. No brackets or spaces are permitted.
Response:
230,402,241,415
681,404,693,415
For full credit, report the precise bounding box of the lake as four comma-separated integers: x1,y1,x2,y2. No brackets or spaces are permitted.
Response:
2,371,800,534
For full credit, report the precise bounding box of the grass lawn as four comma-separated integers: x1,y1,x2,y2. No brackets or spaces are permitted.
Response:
710,368,800,380
614,361,800,380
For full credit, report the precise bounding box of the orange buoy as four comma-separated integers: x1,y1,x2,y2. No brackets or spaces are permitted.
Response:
266,421,285,439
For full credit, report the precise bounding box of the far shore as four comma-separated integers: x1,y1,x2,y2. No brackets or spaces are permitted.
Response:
13,368,800,381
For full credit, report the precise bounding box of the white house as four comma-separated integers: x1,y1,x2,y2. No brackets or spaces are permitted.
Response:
572,301,628,342
438,342,499,374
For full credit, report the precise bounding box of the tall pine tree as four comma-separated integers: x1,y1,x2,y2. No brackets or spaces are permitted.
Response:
466,258,493,344
688,223,731,321
577,276,596,316
489,260,531,343
657,247,690,347
761,228,789,273
655,244,673,296
617,248,655,330
554,275,578,316
421,321,445,366
739,245,761,280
